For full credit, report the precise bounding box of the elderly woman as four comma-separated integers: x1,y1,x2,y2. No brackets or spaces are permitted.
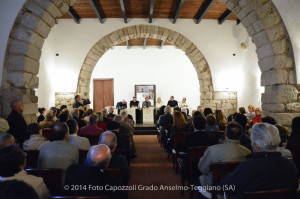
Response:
155,97,163,109
252,107,262,125
246,105,255,124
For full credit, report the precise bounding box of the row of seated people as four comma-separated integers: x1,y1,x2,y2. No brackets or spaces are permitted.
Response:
156,106,300,199
0,124,129,199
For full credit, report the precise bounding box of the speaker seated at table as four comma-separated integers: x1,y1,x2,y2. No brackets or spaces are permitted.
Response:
142,97,151,108
130,97,139,108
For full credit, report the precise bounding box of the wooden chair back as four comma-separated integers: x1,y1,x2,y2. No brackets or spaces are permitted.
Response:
188,146,208,184
286,144,300,177
25,168,65,195
245,188,297,199
104,168,120,178
24,150,39,168
42,128,53,140
78,149,88,164
52,196,109,199
210,131,225,143
174,132,190,156
210,161,240,199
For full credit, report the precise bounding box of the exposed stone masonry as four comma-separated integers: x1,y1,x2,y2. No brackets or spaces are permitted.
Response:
55,92,75,109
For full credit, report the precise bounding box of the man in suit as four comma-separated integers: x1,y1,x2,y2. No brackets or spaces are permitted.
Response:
167,96,178,107
183,116,216,152
64,144,125,198
116,99,127,114
219,123,299,199
38,122,79,170
100,131,130,185
107,107,116,119
198,122,251,187
142,96,151,108
129,96,139,108
7,100,27,145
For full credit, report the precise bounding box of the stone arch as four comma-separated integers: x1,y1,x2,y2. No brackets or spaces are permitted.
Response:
0,0,299,126
75,25,215,110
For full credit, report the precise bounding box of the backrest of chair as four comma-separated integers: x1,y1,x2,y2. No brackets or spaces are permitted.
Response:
162,122,172,131
174,132,190,155
188,146,208,183
78,149,88,164
210,131,224,143
42,128,53,140
104,168,120,178
25,168,65,195
24,150,39,168
52,196,109,199
210,161,240,185
245,188,297,199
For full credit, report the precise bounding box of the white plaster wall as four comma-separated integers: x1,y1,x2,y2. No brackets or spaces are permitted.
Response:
90,46,200,109
273,0,300,84
48,18,262,110
0,0,26,84
36,28,56,109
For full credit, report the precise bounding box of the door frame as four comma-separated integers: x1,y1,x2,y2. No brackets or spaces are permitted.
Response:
93,78,114,111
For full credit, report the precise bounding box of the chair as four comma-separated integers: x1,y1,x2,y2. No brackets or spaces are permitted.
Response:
24,150,39,168
104,168,120,178
286,144,300,177
172,132,190,173
188,146,208,199
160,122,172,148
52,196,109,199
219,125,226,131
245,188,297,199
210,131,224,143
80,135,100,146
25,168,65,195
210,161,240,199
79,149,88,164
42,128,53,140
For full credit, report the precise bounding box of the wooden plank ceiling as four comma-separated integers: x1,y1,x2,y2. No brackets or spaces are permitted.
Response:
60,0,237,20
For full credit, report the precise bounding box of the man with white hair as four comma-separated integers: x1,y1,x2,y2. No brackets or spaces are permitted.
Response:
99,131,129,185
219,123,299,199
7,100,27,144
120,109,134,131
64,144,125,198
197,105,205,117
39,110,56,129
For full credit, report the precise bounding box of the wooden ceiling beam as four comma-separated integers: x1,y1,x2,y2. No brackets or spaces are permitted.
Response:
68,6,80,24
143,38,147,49
195,0,215,24
120,0,128,23
88,0,104,23
149,0,154,23
218,9,232,24
173,0,185,24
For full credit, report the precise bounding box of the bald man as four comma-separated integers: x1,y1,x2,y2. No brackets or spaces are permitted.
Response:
100,131,129,185
64,144,125,198
7,100,27,144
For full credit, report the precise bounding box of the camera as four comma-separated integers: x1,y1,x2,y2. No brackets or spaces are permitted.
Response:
82,99,91,106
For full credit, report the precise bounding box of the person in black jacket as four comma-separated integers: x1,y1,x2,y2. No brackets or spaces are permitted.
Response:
129,97,139,108
7,100,27,144
167,96,178,107
100,131,130,185
116,99,127,114
234,114,251,147
72,95,83,108
37,108,46,124
64,144,125,199
287,116,300,147
219,123,299,199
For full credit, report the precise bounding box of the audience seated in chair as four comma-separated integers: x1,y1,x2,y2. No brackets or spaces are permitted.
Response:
261,116,277,125
275,124,292,158
204,108,213,117
198,122,251,187
0,134,15,149
204,114,219,133
58,112,70,123
0,180,40,199
39,110,56,129
170,111,190,136
38,122,79,170
79,114,104,137
234,114,251,146
23,123,49,150
120,109,134,132
7,100,27,144
100,131,130,185
96,111,107,130
107,107,116,119
66,119,91,150
64,144,125,199
215,109,227,127
0,145,50,199
287,116,300,147
84,109,94,122
37,108,46,124
71,108,87,130
219,123,299,199
0,118,9,136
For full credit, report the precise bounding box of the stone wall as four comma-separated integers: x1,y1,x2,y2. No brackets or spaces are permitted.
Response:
201,91,237,116
55,92,75,109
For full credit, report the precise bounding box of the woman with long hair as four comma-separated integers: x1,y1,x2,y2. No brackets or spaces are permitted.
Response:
171,111,190,135
215,109,227,126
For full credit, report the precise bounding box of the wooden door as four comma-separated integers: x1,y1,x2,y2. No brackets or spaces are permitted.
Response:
94,79,114,112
